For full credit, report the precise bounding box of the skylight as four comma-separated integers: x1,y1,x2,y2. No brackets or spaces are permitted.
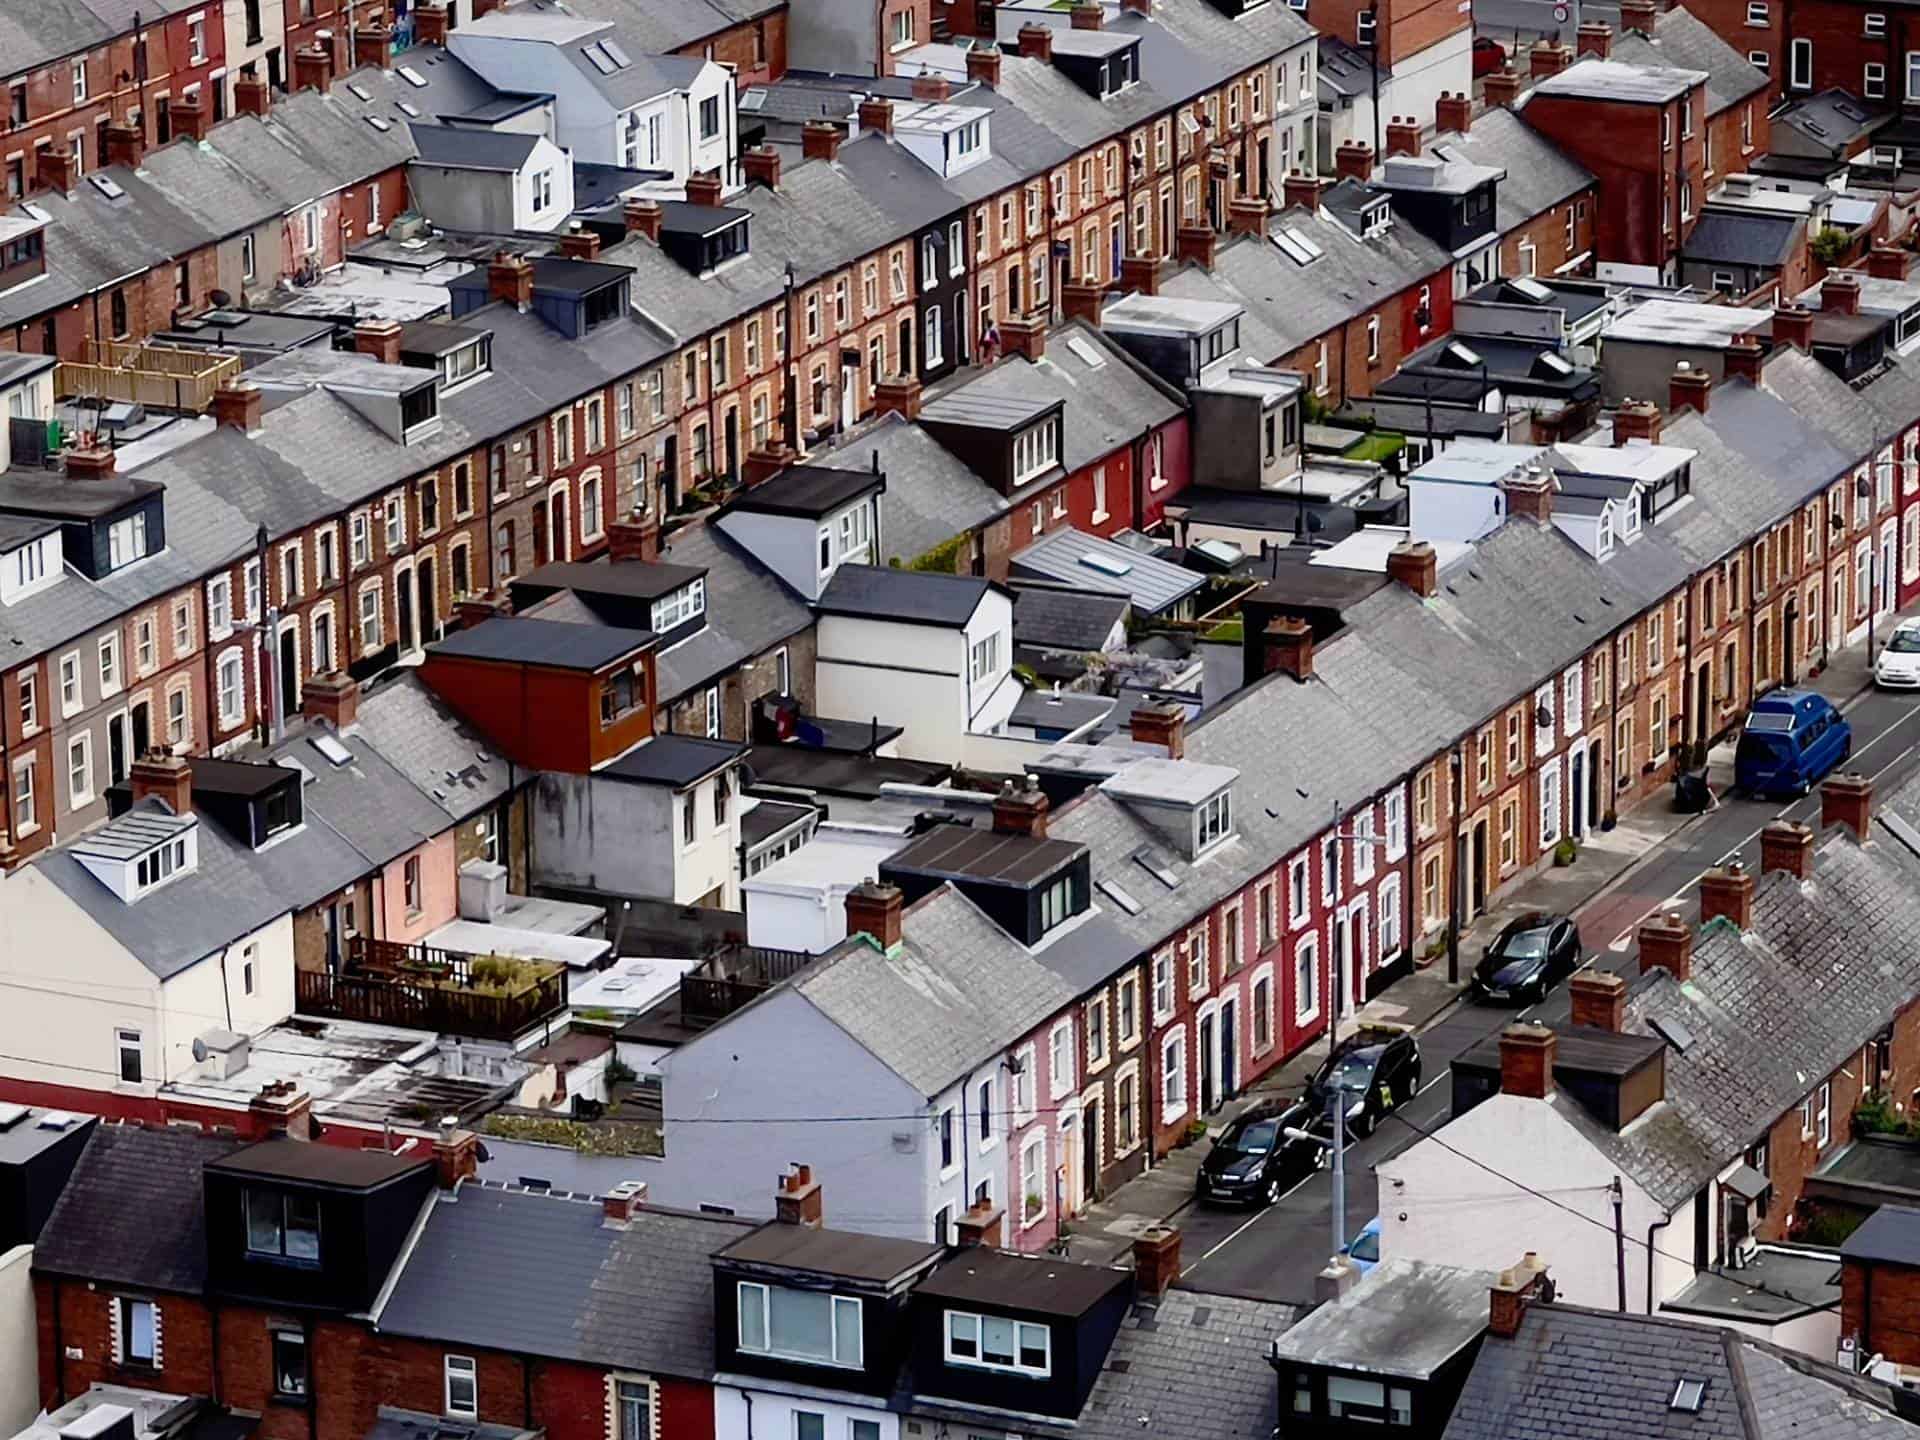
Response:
1132,845,1182,890
312,733,354,767
397,101,421,117
1066,335,1107,370
0,1103,28,1130
1097,878,1144,915
1445,341,1483,366
583,43,618,74
601,39,633,67
366,116,392,131
1669,1379,1705,1413
1511,276,1553,302
87,174,126,200
1080,551,1132,577
1273,227,1322,266
1538,352,1574,376
347,82,372,100
399,65,429,88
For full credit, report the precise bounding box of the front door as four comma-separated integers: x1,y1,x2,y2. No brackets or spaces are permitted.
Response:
1568,745,1587,840
1882,526,1898,615
551,492,570,563
1694,663,1712,756
1082,1100,1100,1204
416,555,437,644
724,407,740,485
397,574,416,656
323,902,342,972
1334,910,1350,1022
1059,1114,1079,1219
278,626,298,719
107,711,129,786
1471,819,1489,914
1219,998,1238,1098
1199,1012,1217,1113
130,699,150,759
1785,595,1799,684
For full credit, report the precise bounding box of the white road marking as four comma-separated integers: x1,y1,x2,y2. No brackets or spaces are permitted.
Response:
1182,1173,1314,1274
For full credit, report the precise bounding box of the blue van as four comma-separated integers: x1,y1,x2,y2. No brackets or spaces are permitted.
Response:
1734,689,1852,798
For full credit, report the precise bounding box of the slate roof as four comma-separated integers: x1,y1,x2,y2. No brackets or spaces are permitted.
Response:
812,414,1007,567
377,1183,752,1379
1443,1303,1917,1440
1431,108,1594,239
348,673,515,825
651,520,814,704
407,123,541,171
535,0,782,53
263,721,456,872
1684,209,1804,269
1012,583,1130,651
34,796,369,981
0,0,197,78
1075,1291,1297,1440
431,615,654,670
1842,1204,1920,1266
1611,7,1769,118
794,887,1076,1099
33,1125,244,1294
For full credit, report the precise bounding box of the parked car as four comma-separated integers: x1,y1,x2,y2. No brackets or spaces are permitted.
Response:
1874,618,1920,689
1305,1027,1421,1138
1472,912,1582,1005
1733,688,1852,798
1472,36,1507,77
1343,1216,1382,1275
1195,1099,1326,1208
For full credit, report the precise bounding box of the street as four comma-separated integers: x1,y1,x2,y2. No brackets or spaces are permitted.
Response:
1170,679,1920,1305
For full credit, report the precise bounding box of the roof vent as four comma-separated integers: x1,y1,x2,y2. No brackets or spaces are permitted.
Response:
0,1103,29,1130
37,1111,79,1130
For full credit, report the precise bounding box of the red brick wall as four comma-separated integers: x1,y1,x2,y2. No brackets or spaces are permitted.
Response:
36,1277,215,1410
1844,1260,1920,1364
1686,0,1920,110
675,9,788,85
1272,268,1450,405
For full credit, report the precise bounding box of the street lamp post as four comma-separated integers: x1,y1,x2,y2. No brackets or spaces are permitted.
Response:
1284,1082,1360,1259
1324,802,1389,1071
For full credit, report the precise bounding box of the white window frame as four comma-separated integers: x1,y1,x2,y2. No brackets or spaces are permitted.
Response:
1160,1025,1188,1123
444,1356,477,1418
735,1282,864,1368
943,1310,1052,1377
1047,1020,1074,1101
1790,37,1812,88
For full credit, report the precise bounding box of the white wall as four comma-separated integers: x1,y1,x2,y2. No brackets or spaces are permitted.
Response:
161,912,297,1081
673,770,741,909
1380,27,1472,142
1408,475,1505,545
652,986,942,1235
445,32,618,160
0,365,53,473
816,616,967,762
1377,1095,1668,1313
714,510,831,602
714,1386,895,1440
534,770,740,907
0,1245,35,1435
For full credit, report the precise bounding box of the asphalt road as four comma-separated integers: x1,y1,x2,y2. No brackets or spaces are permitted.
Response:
1172,681,1920,1306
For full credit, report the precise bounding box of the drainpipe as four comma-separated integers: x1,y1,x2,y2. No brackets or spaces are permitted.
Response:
1645,1214,1669,1313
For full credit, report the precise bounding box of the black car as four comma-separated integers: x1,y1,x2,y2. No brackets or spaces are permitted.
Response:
1195,1099,1325,1207
1472,912,1581,1005
1304,1028,1421,1138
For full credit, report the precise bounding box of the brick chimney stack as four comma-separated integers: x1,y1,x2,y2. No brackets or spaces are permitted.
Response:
1772,305,1813,352
859,96,895,136
1017,24,1054,60
171,96,209,144
1133,1225,1182,1297
104,124,145,168
35,146,77,198
1499,1023,1556,1100
1483,69,1523,107
1821,771,1874,841
966,45,1003,87
1282,172,1327,214
129,751,193,815
302,671,360,730
434,1122,479,1187
1612,398,1662,446
1575,21,1613,57
1870,245,1913,281
1387,539,1438,597
354,319,404,365
1488,1254,1551,1338
1129,702,1186,759
912,69,953,101
602,1180,647,1225
1637,911,1693,981
210,382,264,434
956,1200,1005,1248
1436,91,1472,135
488,252,534,312
1261,616,1314,682
742,146,782,190
1176,224,1217,270
775,1164,825,1227
1070,1,1104,27
414,2,451,47
1529,42,1573,77
1823,271,1862,316
1698,861,1753,929
802,120,843,163
1568,971,1626,1032
624,200,664,243
1669,360,1710,415
685,171,723,207
248,1081,314,1142
1760,820,1814,880
1499,466,1554,523
352,23,394,70
845,882,904,950
234,72,271,118
1723,332,1763,385
992,778,1050,838
293,43,333,94
607,509,662,563
1334,140,1375,183
1385,116,1422,158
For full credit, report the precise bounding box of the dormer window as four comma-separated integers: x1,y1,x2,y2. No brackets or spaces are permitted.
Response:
945,1310,1051,1377
244,1187,321,1264
952,120,984,158
1196,789,1232,852
1597,507,1615,558
651,577,707,631
1362,202,1392,238
600,667,643,727
1013,420,1060,484
262,783,298,839
135,833,190,890
107,512,149,570
737,1281,864,1369
399,383,439,438
442,335,492,388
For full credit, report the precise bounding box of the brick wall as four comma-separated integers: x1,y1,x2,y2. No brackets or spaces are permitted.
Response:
1844,1259,1920,1364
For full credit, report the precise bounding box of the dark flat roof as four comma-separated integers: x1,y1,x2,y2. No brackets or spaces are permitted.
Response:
1242,565,1390,611
400,319,491,357
1843,1204,1920,1266
601,734,744,788
0,470,161,519
883,823,1082,887
1456,1023,1668,1078
431,615,654,671
728,465,881,519
915,1248,1131,1317
742,798,816,848
190,757,298,798
0,513,59,549
746,744,952,797
659,202,751,237
817,565,997,627
207,1137,430,1189
718,1222,944,1283
513,558,707,605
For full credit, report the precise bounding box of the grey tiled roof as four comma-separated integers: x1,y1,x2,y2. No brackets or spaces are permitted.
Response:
348,672,515,825
812,414,1007,567
264,721,455,872
33,1125,245,1294
1443,1303,1917,1440
1013,584,1130,651
1432,108,1594,241
1075,1291,1297,1440
1613,7,1770,117
34,796,370,980
1684,210,1803,269
529,0,782,51
377,1182,753,1379
651,521,814,704
796,887,1077,1099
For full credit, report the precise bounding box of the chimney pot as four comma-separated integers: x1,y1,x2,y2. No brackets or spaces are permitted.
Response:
433,1127,479,1188
802,119,844,163
1612,398,1662,446
774,1163,825,1227
624,200,664,243
1669,360,1711,416
845,881,905,950
1132,1224,1182,1298
557,226,603,260
210,382,264,435
999,314,1047,361
1723,332,1764,385
992,779,1050,839
1282,171,1327,215
1637,910,1693,981
1128,703,1187,759
1261,616,1314,682
1488,1253,1551,1338
1821,771,1874,841
64,446,117,479
414,2,451,47
1568,971,1626,1032
1436,90,1473,135
1698,861,1753,930
1760,819,1814,879
1387,539,1438,598
1575,20,1613,58
1385,115,1422,158
1483,68,1524,107
1822,271,1862,316
956,1200,1005,1248
293,44,333,94
301,670,360,730
488,252,535,313
1334,140,1375,183
129,750,193,815
1772,305,1813,352
1499,1023,1556,1100
1017,24,1054,61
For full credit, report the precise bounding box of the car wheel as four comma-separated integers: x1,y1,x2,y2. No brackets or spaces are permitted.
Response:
1264,1176,1283,1206
1530,980,1549,1006
1353,1110,1375,1139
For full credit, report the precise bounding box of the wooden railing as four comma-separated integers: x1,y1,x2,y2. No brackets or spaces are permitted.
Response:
56,341,241,414
296,937,569,1041
678,945,811,1023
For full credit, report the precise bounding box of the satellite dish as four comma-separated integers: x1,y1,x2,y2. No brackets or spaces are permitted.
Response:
191,1037,209,1062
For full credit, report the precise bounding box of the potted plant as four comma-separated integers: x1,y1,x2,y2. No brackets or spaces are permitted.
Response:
1552,836,1578,867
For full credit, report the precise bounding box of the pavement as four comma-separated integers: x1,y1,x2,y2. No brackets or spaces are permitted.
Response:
1065,628,1920,1300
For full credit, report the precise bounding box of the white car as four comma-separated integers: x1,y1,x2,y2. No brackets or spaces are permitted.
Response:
1875,619,1920,689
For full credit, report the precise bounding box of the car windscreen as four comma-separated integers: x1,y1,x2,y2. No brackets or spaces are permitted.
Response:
1348,1229,1380,1262
1500,929,1551,959
1224,1118,1280,1155
1324,1051,1381,1092
1890,630,1920,654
